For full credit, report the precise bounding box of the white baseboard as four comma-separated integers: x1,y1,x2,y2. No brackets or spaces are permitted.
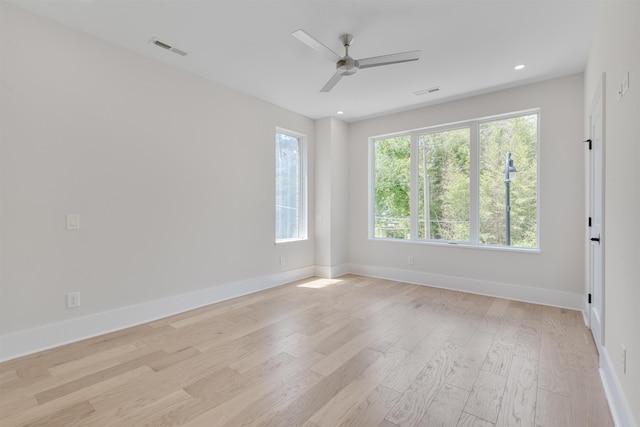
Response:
0,266,315,362
314,263,349,279
346,263,583,310
600,346,637,427
582,295,591,327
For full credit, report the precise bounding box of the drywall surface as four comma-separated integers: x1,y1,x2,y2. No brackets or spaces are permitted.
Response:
314,118,332,269
585,1,640,425
330,118,349,268
0,3,315,336
314,117,348,275
348,75,585,295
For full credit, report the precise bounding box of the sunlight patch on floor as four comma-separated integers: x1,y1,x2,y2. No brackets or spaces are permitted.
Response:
297,278,344,289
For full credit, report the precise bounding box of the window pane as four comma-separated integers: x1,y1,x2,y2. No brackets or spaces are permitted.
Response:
374,136,411,239
276,132,301,240
479,114,538,248
418,128,470,241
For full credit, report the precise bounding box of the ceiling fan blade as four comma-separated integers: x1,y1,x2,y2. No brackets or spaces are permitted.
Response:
292,29,341,62
357,50,421,69
320,73,343,92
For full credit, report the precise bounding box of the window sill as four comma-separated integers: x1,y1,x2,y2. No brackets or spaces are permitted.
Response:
368,237,540,254
275,237,309,245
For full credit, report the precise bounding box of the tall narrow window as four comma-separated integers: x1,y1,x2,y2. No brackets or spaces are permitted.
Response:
276,129,307,242
373,136,411,239
419,128,470,241
479,114,538,248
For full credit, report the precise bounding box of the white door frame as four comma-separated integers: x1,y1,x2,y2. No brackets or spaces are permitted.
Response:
587,72,605,351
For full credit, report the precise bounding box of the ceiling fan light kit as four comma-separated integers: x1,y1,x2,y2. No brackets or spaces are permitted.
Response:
292,29,420,92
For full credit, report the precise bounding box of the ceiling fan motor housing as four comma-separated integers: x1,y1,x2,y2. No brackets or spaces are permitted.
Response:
337,57,358,75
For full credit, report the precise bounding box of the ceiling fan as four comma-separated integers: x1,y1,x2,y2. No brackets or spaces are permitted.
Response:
293,29,421,92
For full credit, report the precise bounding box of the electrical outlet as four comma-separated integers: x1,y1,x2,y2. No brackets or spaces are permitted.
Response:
408,255,414,265
67,291,80,308
622,345,627,374
66,214,80,230
280,256,285,266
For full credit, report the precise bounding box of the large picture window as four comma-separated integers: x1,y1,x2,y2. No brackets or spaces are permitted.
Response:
276,129,307,242
371,111,538,249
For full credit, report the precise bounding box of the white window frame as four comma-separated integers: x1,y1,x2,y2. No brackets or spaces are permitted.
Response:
275,127,308,243
369,109,540,251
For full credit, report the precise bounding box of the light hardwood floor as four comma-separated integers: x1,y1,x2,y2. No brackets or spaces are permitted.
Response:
0,275,613,426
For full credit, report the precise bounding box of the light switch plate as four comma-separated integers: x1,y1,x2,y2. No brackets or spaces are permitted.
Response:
66,214,80,230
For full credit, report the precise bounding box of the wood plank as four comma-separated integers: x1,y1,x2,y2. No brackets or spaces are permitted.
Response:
567,369,614,427
48,343,140,379
89,346,251,413
386,342,463,426
418,383,469,427
1,366,154,427
495,356,537,427
286,317,354,358
194,301,320,353
0,394,38,421
0,369,18,384
562,325,599,371
537,331,570,396
230,332,309,374
312,322,365,355
381,320,456,393
331,385,401,427
310,346,408,427
219,368,324,427
485,298,511,318
446,331,495,391
457,412,495,427
34,350,167,404
262,347,381,427
482,322,518,377
513,319,541,360
535,388,572,427
21,400,95,427
94,389,194,427
310,329,380,377
463,370,507,424
173,352,310,426
446,316,480,348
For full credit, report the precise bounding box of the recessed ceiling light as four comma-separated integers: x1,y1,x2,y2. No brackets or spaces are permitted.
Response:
514,64,525,70
337,111,344,115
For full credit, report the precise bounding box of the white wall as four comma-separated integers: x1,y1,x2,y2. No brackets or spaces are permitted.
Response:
330,118,349,269
584,1,640,425
348,75,585,304
314,117,349,278
314,119,333,269
0,3,315,346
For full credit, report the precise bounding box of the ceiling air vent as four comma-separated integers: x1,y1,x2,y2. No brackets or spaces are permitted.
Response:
150,37,188,57
413,86,441,96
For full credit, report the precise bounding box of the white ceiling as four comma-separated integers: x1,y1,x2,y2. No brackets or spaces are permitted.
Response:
8,0,599,122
